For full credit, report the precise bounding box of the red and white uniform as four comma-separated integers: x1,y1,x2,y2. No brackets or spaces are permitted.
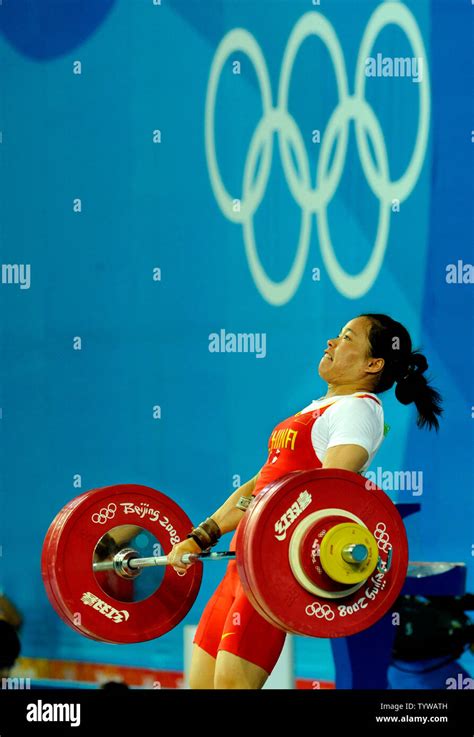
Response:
193,392,385,673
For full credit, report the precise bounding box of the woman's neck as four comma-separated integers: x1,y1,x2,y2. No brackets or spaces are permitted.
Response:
324,383,373,398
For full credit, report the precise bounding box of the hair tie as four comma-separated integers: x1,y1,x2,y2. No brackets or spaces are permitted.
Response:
398,361,415,382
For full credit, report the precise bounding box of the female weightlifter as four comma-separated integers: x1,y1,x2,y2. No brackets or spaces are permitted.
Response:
167,313,443,689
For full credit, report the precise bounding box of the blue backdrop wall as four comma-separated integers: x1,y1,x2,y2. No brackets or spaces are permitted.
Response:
0,0,472,683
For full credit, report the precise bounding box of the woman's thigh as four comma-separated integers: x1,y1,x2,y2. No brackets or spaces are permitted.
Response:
188,644,217,689
190,563,239,687
214,588,286,688
214,650,270,689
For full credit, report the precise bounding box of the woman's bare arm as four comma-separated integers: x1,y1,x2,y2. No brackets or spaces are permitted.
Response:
322,444,368,472
167,471,261,570
210,471,260,535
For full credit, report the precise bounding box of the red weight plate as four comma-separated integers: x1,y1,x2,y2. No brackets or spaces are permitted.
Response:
250,481,402,637
236,469,408,638
41,485,202,643
42,486,201,643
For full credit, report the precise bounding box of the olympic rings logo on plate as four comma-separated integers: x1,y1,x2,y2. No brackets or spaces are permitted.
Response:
305,601,335,621
91,503,117,525
374,521,392,553
205,3,430,304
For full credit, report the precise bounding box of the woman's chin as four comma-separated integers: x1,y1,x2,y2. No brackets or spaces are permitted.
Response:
317,362,329,380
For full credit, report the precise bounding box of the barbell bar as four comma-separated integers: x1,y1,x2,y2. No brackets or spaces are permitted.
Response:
92,549,237,574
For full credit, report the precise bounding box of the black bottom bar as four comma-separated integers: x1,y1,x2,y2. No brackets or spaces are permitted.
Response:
0,689,473,735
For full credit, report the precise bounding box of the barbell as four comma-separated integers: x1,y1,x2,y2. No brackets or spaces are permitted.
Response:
41,469,408,643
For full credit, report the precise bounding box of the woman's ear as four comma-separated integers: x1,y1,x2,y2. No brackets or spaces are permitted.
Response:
366,357,384,375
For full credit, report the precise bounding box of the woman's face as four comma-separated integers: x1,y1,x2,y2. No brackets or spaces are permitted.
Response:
318,316,382,386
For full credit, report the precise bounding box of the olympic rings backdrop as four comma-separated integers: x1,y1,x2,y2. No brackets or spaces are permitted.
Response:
0,0,472,685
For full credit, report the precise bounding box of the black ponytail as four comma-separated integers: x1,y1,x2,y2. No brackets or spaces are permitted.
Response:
359,314,443,432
